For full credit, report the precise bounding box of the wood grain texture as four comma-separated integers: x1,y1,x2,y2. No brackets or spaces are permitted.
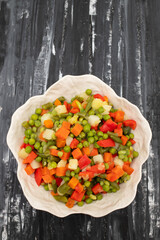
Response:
0,0,160,239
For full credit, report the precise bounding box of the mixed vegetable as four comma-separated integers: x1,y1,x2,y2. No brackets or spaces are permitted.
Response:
19,89,139,208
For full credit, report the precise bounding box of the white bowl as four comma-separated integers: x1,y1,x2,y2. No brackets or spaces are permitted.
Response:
7,74,152,217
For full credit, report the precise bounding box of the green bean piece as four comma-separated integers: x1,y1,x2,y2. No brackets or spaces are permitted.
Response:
58,96,65,102
118,150,126,155
123,126,131,135
22,121,29,129
99,147,109,154
77,201,84,207
42,158,47,167
85,198,93,204
57,183,71,195
42,102,53,110
85,96,94,113
53,195,68,203
66,170,71,177
110,135,122,144
110,182,120,190
118,145,128,151
99,174,107,179
107,131,118,137
109,147,117,154
59,113,69,118
52,179,57,193
97,193,103,200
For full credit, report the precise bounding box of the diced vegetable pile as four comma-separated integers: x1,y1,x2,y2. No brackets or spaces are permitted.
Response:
19,89,139,208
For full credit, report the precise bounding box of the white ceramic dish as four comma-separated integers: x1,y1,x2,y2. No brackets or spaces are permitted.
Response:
7,74,152,217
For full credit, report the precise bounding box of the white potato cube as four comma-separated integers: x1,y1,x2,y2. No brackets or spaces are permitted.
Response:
18,148,29,159
41,113,52,125
114,156,124,167
55,105,67,115
92,98,103,110
102,104,112,115
57,160,67,168
93,154,104,164
68,159,78,170
88,115,101,127
66,136,73,146
30,160,41,169
43,129,55,140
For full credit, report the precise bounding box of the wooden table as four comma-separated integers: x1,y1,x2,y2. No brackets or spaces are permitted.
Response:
0,0,159,239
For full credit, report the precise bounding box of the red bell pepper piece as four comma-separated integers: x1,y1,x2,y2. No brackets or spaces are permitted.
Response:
35,168,42,186
55,177,62,186
93,94,105,101
78,154,91,169
87,163,105,174
79,171,94,180
117,123,123,129
70,138,79,149
123,120,137,130
71,190,85,202
20,143,26,149
97,138,115,147
92,183,104,195
130,139,136,145
100,119,117,133
91,125,98,131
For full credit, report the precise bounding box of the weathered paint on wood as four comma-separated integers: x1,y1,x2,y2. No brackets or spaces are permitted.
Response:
0,0,160,239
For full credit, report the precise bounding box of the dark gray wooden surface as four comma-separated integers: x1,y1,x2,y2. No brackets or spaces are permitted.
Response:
0,0,160,239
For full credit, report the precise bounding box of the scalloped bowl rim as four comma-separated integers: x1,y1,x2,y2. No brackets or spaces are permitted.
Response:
7,74,152,217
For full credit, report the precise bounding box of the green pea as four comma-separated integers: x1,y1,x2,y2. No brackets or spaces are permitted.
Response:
79,132,86,138
100,181,104,186
32,127,37,133
44,184,49,191
94,142,100,148
74,167,80,174
66,170,71,177
29,138,35,145
133,151,139,158
74,174,79,179
97,194,103,200
77,137,81,142
96,113,103,120
63,176,70,182
103,134,108,139
64,146,71,153
86,190,92,196
123,156,128,162
77,143,83,149
104,180,110,186
35,156,42,162
98,107,104,113
83,141,89,147
22,121,29,129
38,147,43,153
88,137,95,144
128,157,132,163
119,154,125,159
82,120,88,125
91,129,96,135
38,116,41,121
129,133,134,139
34,142,40,149
69,133,74,138
126,141,132,147
87,131,94,137
24,138,29,144
31,114,38,120
71,171,75,177
31,133,36,139
84,181,91,187
77,201,84,207
109,147,117,154
29,119,34,126
85,198,93,204
88,109,95,115
60,118,65,124
41,141,46,147
103,184,110,192
79,117,84,122
98,137,103,141
40,127,45,133
94,136,98,141
83,123,91,133
35,108,42,115
66,116,72,121
26,129,32,135
25,146,32,153
103,114,110,121
86,89,92,95
104,163,109,170
97,131,103,137
35,120,41,128
58,151,63,158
